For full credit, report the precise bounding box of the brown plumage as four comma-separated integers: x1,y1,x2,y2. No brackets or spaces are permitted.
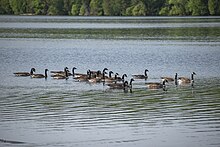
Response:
178,72,196,85
132,69,149,80
161,73,178,82
146,79,168,89
14,68,35,77
31,69,49,78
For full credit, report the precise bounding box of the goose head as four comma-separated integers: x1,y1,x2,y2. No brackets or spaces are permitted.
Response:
145,69,149,75
122,74,127,81
102,68,108,73
64,67,68,71
72,67,77,74
130,78,134,84
162,79,168,85
114,73,119,79
109,71,114,78
30,68,36,75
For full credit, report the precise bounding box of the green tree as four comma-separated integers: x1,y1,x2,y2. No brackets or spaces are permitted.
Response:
126,6,134,15
147,0,166,15
71,0,82,15
71,4,78,15
81,0,90,15
9,0,26,14
79,3,85,15
188,0,209,15
63,0,74,15
132,2,146,16
0,0,12,14
90,0,102,15
159,0,189,16
102,0,112,15
208,0,219,15
111,0,128,16
48,0,64,15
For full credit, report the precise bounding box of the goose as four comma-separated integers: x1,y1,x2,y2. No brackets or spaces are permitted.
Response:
74,70,91,81
102,68,108,74
88,74,102,83
31,69,49,78
104,72,118,83
108,71,114,78
107,78,134,89
53,67,69,80
93,68,108,77
178,72,196,85
50,67,68,74
14,68,35,76
72,67,89,78
116,74,127,82
146,79,168,89
51,69,71,77
132,69,149,80
161,73,178,82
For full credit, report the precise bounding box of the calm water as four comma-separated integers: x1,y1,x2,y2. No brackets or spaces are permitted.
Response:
0,16,220,147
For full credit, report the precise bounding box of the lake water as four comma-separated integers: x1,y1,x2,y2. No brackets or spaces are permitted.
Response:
0,16,220,147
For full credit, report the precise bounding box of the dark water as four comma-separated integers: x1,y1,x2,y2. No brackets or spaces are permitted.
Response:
0,16,220,147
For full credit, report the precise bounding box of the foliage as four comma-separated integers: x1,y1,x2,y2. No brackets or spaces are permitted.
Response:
90,0,102,15
208,0,219,15
188,0,209,16
0,0,220,15
0,0,12,14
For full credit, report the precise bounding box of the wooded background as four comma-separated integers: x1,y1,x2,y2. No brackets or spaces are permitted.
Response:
0,0,220,16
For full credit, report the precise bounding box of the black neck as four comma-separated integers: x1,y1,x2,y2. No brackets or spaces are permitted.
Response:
129,79,133,86
65,69,68,77
45,70,48,78
162,80,166,86
109,72,112,78
88,70,91,79
72,68,75,76
145,70,148,76
30,69,34,75
122,75,126,81
191,73,194,81
102,72,105,79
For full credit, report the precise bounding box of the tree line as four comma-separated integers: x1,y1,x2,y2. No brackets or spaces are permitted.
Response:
0,0,220,16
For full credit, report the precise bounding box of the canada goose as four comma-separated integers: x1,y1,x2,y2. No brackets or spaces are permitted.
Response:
116,74,127,82
146,79,168,89
72,67,89,78
178,72,196,85
53,67,69,80
107,78,134,89
14,68,35,76
161,73,178,82
102,68,108,74
108,71,114,78
104,72,118,83
50,67,68,74
74,70,91,81
88,74,102,83
93,68,108,76
132,69,149,80
31,69,49,78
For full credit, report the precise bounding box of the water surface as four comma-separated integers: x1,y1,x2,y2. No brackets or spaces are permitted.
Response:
0,16,220,147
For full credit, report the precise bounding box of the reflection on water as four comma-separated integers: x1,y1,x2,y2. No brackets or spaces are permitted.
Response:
0,77,220,147
0,16,220,147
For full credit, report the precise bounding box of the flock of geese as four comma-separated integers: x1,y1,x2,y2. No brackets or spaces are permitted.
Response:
13,67,196,91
